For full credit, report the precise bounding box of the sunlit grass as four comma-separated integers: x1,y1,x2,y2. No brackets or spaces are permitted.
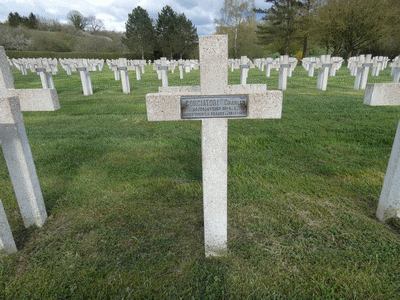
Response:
0,63,399,298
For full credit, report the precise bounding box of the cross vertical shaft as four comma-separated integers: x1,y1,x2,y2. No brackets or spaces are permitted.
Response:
199,35,229,256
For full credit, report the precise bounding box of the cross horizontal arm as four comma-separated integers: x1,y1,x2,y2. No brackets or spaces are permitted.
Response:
7,89,60,111
146,89,282,121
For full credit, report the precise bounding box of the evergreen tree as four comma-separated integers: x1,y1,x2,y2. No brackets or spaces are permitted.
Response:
172,13,198,59
8,12,22,27
156,5,178,59
124,6,156,60
255,0,303,55
156,6,198,59
27,13,38,29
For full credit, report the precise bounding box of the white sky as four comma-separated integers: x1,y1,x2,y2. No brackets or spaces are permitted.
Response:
0,0,271,36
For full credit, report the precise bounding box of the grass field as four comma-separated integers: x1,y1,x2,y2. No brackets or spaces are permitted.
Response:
1,62,400,299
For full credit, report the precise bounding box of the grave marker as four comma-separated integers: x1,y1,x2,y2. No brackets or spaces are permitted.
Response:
70,59,96,95
390,57,400,83
364,82,400,222
0,46,60,254
146,35,282,256
111,58,134,94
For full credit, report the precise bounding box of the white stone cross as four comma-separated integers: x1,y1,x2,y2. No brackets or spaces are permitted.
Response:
372,56,389,76
239,56,255,85
106,59,120,80
154,57,174,88
349,55,378,90
315,55,339,91
364,82,400,222
265,58,276,77
0,46,60,254
111,58,134,94
390,57,400,83
70,59,97,95
146,35,282,257
277,56,297,90
178,59,185,79
29,58,58,89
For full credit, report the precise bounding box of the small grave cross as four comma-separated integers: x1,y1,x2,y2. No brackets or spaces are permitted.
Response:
111,58,134,94
390,57,400,83
71,59,97,95
30,58,58,89
154,57,174,88
364,82,400,222
349,55,378,90
146,35,282,257
0,46,60,253
239,56,254,85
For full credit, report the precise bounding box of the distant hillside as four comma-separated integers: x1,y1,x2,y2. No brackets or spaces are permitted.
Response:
0,23,127,54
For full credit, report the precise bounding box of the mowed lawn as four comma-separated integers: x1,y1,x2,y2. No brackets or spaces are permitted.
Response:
1,61,400,299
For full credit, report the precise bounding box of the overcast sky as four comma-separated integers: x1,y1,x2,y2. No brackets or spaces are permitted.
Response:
0,0,271,36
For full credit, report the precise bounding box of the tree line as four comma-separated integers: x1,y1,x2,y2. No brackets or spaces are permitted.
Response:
2,7,198,60
255,0,400,58
215,0,400,59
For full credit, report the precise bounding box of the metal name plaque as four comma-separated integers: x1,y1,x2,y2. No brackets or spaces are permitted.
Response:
181,95,248,119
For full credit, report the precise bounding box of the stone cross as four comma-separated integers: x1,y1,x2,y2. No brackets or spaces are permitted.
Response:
0,46,60,254
154,57,174,88
372,56,389,76
302,57,317,77
130,60,142,80
364,82,400,222
277,56,297,90
12,58,28,75
390,57,400,83
146,35,282,257
111,58,134,94
349,55,377,90
178,59,185,79
239,56,254,85
265,58,276,77
106,59,120,80
29,58,58,89
70,59,97,95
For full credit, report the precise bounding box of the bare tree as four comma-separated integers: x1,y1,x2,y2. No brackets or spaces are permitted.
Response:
87,16,105,33
67,10,89,30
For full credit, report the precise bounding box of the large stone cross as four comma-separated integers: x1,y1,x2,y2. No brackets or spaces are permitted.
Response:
364,82,400,222
146,35,282,257
0,46,59,253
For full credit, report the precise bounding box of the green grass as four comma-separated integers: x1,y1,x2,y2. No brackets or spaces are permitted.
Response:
1,63,400,299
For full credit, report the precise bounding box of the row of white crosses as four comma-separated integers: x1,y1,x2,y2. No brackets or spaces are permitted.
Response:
302,55,344,90
59,58,103,96
146,35,283,256
253,56,298,90
0,46,60,254
348,55,390,90
152,58,200,87
11,58,58,89
254,57,277,77
302,56,344,77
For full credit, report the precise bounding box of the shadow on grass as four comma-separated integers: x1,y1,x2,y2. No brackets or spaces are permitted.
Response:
386,217,400,234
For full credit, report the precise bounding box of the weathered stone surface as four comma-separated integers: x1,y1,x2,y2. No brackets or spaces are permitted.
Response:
364,83,400,106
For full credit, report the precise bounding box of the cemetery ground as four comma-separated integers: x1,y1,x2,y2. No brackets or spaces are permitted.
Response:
1,62,400,299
